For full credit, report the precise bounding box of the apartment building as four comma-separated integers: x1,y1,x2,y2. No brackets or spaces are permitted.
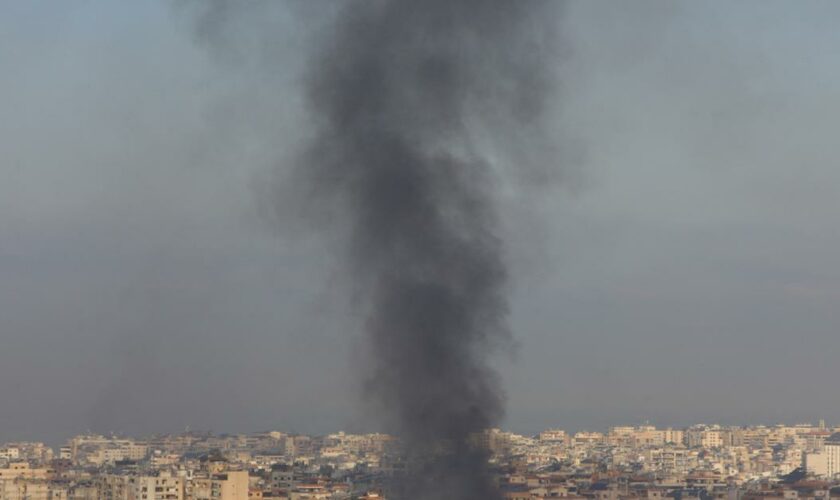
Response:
186,471,248,500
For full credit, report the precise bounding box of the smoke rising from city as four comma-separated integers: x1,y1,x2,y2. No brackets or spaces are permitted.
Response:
287,1,559,497
10,0,840,468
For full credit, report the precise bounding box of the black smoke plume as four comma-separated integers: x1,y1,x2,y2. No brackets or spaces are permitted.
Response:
185,0,560,497
299,1,558,498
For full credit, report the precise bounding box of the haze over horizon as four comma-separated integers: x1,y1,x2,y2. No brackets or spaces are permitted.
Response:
3,0,840,446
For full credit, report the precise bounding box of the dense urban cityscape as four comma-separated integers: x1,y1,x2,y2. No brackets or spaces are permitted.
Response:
3,423,840,500
5,1,840,500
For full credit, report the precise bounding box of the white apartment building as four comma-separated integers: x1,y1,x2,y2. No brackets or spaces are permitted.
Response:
825,433,840,478
805,433,840,478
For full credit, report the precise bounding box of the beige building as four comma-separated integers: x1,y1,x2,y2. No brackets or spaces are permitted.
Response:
608,427,636,446
740,427,769,449
635,427,665,447
573,432,605,447
0,479,53,500
805,433,840,478
68,484,98,500
68,436,147,466
538,429,569,445
0,463,55,481
133,475,184,500
97,473,184,500
186,471,248,500
0,443,53,464
0,464,64,500
97,475,131,500
701,429,728,449
88,444,148,466
645,447,696,474
663,428,685,445
805,450,829,477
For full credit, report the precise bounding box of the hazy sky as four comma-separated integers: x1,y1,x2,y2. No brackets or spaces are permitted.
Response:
3,1,840,445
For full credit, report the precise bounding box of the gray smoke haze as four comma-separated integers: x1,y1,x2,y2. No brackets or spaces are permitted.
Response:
183,1,564,497
8,0,840,449
288,1,560,498
176,1,556,493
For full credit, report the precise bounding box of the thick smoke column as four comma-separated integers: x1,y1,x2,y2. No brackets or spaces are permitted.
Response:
300,1,558,498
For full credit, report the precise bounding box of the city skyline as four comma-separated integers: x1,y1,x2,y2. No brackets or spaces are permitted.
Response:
5,420,840,499
6,420,840,451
